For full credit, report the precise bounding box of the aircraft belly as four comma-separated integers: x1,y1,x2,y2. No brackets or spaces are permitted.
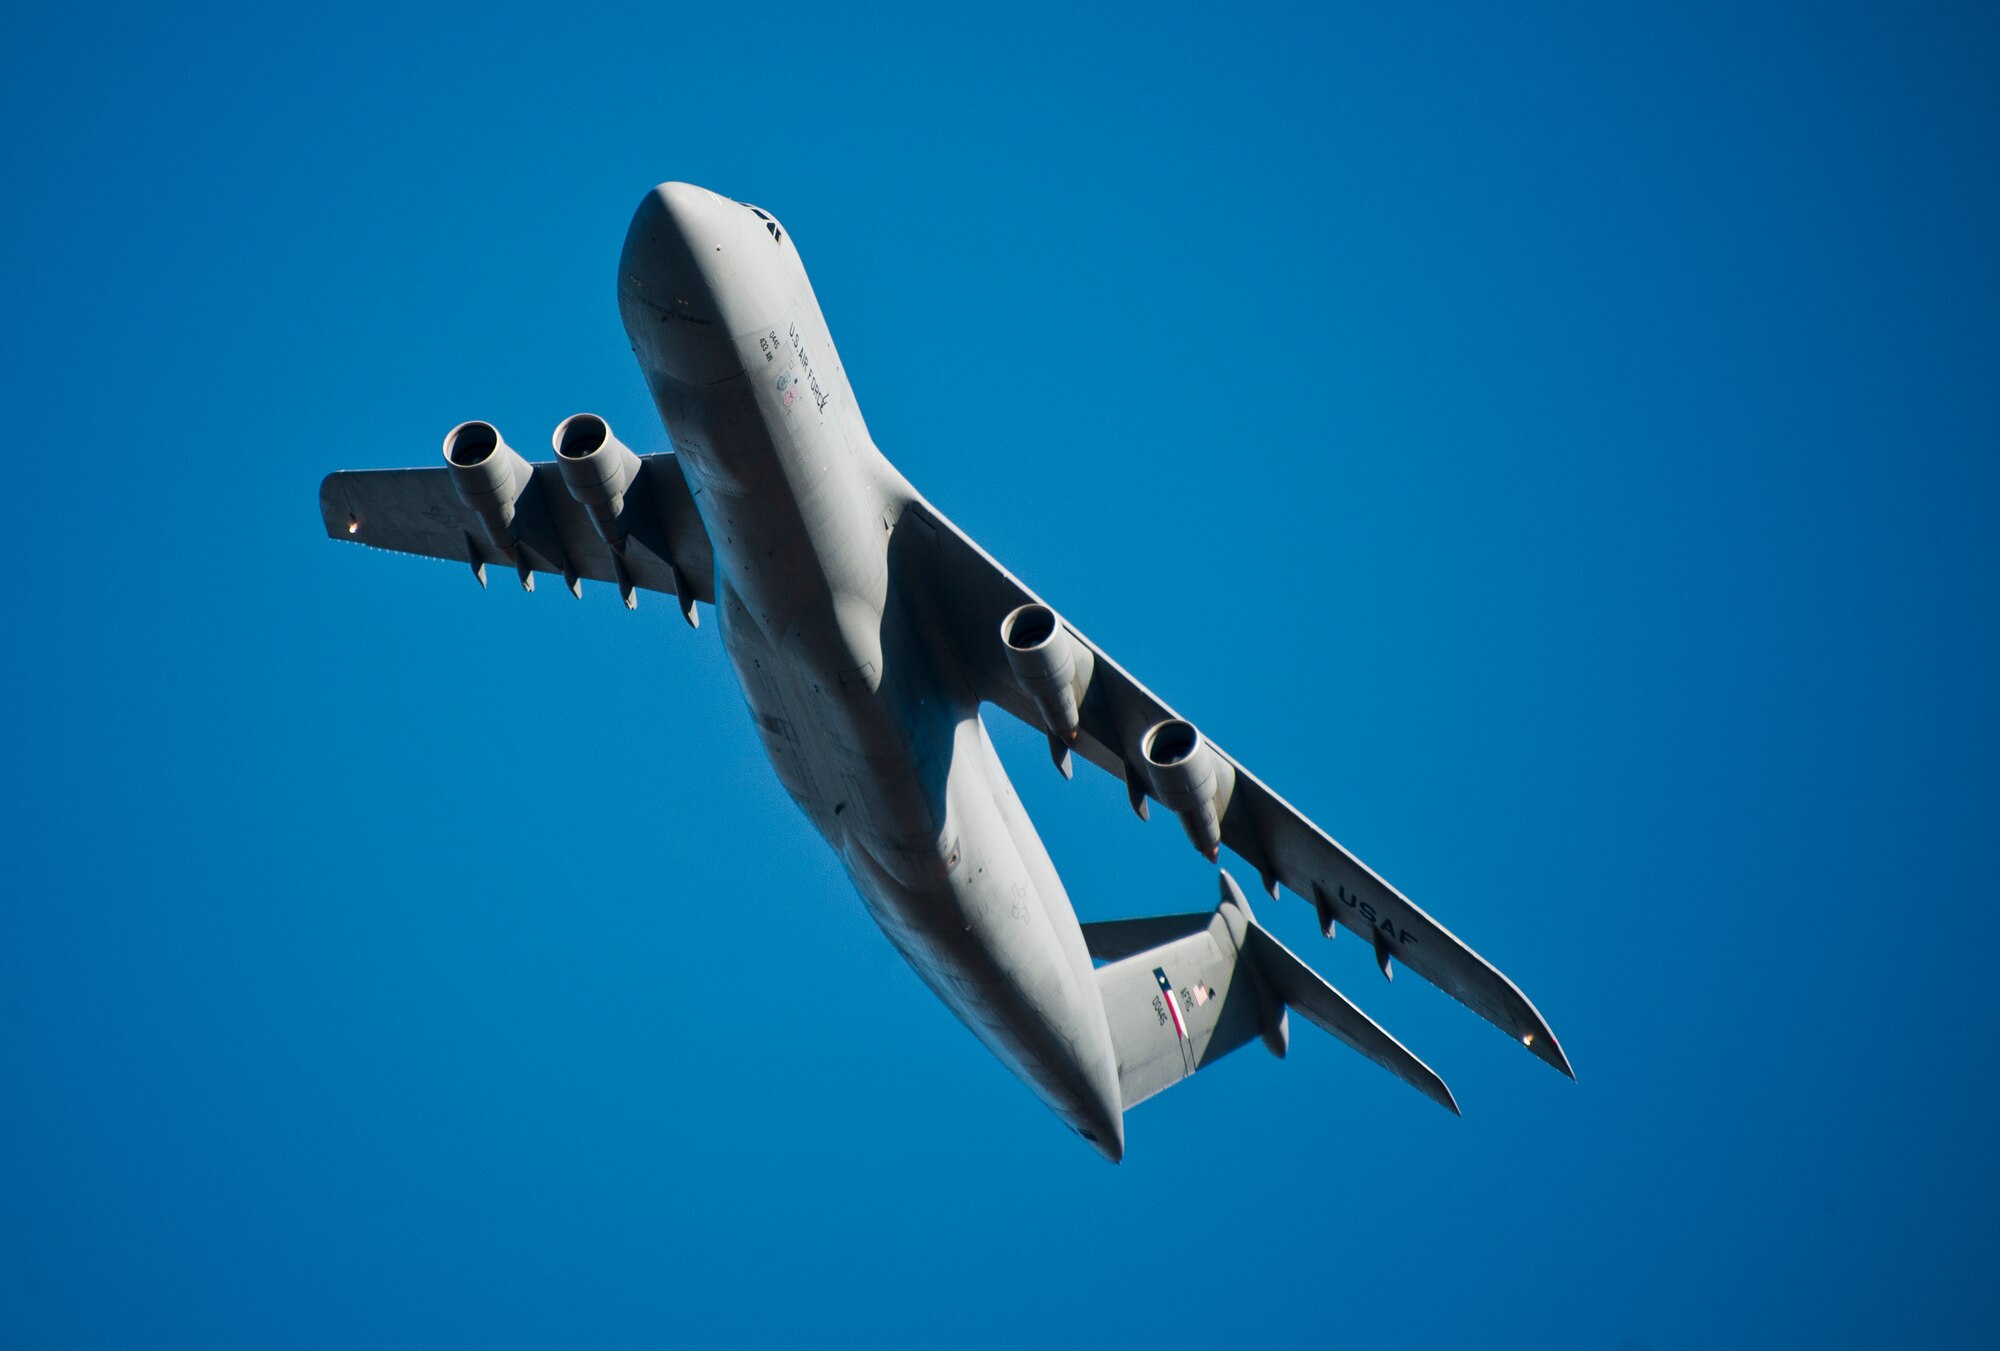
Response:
841,717,1120,1139
976,711,1103,1011
720,592,1119,1142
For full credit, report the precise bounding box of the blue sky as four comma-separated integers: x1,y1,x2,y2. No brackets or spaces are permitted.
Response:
5,3,1997,1346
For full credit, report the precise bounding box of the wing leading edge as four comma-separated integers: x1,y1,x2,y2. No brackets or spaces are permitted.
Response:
898,495,1573,1080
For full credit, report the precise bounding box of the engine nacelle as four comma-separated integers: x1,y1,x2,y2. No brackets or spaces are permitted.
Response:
1001,603,1092,743
442,421,533,554
1140,718,1235,862
553,413,642,548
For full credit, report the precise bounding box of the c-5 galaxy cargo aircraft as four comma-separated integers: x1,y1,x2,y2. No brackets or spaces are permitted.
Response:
319,182,1571,1161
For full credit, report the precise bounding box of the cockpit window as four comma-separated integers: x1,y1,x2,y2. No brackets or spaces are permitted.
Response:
745,204,783,245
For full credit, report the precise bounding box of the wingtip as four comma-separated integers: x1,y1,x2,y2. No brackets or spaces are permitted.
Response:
1425,1069,1462,1117
318,472,354,540
1527,1028,1576,1081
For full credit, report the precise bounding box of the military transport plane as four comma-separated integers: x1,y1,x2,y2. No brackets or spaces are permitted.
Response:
318,182,1571,1161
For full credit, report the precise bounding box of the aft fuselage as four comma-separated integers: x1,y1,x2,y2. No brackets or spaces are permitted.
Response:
616,183,1124,1159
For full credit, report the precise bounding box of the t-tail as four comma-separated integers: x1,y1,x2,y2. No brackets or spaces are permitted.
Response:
1084,871,1459,1119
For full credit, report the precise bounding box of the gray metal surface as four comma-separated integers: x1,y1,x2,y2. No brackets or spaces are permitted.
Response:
901,497,1574,1076
317,180,1569,1160
1086,872,1457,1114
320,455,713,603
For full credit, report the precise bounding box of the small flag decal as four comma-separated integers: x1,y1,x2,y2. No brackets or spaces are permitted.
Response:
1154,967,1190,1043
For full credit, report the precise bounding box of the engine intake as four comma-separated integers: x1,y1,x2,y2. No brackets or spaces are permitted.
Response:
1000,603,1092,743
442,421,533,555
1141,718,1235,861
553,413,642,548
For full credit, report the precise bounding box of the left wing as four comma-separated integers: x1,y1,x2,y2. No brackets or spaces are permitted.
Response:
896,496,1573,1079
318,453,714,615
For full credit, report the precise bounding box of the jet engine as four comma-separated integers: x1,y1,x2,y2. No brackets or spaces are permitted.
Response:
442,420,533,554
1140,718,1236,862
553,413,642,549
1001,603,1092,743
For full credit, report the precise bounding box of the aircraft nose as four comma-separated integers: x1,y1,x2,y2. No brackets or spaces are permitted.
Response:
618,181,742,384
620,182,729,313
647,180,733,244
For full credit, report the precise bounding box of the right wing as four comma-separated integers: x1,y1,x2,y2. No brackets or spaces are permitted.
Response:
318,454,715,609
898,494,1573,1079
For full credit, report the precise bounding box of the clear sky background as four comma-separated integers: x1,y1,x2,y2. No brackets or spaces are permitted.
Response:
5,3,1997,1347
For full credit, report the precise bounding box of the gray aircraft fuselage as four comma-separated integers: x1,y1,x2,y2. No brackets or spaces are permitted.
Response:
618,183,1127,1159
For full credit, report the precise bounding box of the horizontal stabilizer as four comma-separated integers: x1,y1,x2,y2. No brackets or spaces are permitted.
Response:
1080,913,1210,963
1089,871,1457,1115
1244,911,1458,1115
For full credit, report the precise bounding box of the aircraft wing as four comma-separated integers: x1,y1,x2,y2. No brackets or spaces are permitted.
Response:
318,454,715,611
900,496,1573,1078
